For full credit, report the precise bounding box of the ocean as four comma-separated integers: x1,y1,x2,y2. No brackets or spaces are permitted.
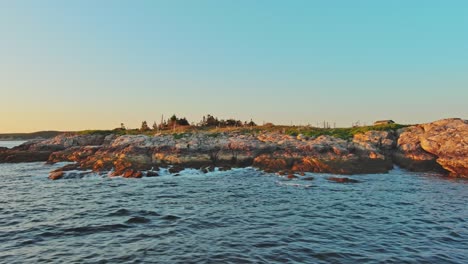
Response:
0,141,467,263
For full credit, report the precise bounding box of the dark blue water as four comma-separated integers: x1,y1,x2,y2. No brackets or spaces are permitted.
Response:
0,142,467,263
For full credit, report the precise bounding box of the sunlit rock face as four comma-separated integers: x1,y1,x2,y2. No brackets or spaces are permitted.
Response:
394,118,468,177
353,130,396,152
42,132,394,178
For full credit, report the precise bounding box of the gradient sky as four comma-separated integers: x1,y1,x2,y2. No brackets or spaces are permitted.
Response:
1,0,467,132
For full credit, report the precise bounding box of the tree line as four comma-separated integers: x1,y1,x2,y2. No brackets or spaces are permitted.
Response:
119,114,257,132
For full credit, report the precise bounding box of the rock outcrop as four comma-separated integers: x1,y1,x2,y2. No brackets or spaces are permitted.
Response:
327,177,360,183
2,118,467,179
394,118,468,177
254,134,393,175
38,130,394,178
0,149,52,163
0,134,106,163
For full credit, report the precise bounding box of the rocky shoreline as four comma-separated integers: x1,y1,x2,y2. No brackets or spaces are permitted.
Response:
1,118,466,180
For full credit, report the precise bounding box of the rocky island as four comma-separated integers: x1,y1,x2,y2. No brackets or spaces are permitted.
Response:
1,118,466,180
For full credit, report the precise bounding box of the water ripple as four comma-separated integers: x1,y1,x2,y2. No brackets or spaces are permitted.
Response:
0,161,467,264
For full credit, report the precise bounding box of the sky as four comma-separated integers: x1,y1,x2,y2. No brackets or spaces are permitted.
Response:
0,0,467,132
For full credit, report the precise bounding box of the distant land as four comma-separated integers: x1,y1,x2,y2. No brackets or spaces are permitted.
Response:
0,131,63,141
0,115,392,141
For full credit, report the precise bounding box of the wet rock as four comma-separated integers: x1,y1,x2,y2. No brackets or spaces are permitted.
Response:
92,159,114,172
302,177,314,181
49,171,65,180
122,169,143,178
291,156,392,175
110,159,132,176
168,165,184,174
253,155,291,171
0,150,52,163
48,167,93,180
56,163,81,171
146,170,159,177
327,177,360,183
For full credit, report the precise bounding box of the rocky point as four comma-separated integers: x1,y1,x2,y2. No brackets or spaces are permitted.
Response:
1,118,466,179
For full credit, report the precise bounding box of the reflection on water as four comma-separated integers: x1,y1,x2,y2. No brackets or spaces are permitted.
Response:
0,161,467,263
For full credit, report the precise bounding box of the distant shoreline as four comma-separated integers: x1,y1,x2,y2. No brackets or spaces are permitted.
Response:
0,139,39,141
0,131,63,141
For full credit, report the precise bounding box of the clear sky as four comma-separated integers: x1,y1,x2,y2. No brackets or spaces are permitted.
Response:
0,0,467,132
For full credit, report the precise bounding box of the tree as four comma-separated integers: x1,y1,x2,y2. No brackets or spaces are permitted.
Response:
166,114,190,128
247,119,257,127
204,114,219,127
140,121,150,131
226,119,242,127
152,121,158,131
120,123,126,130
177,117,190,126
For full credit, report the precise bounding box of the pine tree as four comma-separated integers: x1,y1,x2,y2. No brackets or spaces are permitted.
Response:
140,121,150,131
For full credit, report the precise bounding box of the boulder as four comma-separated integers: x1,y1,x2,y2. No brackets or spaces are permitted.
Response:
353,130,396,152
48,164,92,180
49,171,65,180
122,169,143,178
146,170,159,177
327,177,360,183
253,154,291,171
168,165,185,174
394,118,467,177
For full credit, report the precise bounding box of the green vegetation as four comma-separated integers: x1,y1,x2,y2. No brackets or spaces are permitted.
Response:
172,133,191,140
284,123,408,139
77,128,155,136
206,132,222,138
77,130,116,136
2,115,409,142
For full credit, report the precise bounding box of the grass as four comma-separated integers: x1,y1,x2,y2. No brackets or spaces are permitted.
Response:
74,123,409,140
172,133,190,139
284,123,408,140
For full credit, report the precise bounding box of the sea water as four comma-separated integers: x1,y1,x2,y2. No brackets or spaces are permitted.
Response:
0,141,467,263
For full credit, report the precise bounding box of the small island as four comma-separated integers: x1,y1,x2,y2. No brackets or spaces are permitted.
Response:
1,115,467,180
